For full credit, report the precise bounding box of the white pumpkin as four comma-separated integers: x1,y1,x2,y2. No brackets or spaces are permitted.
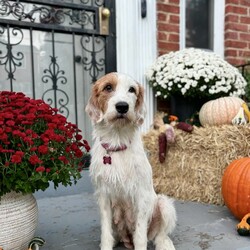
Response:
199,96,245,126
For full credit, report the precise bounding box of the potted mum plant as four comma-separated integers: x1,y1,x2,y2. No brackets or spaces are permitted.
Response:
0,91,90,250
146,48,247,121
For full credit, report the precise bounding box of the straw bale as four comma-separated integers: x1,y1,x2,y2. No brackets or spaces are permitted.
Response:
143,125,250,205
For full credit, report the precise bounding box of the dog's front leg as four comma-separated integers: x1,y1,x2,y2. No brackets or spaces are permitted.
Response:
99,195,114,250
133,212,148,250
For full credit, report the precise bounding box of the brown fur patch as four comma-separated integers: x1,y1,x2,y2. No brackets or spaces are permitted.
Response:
91,72,118,113
135,84,144,112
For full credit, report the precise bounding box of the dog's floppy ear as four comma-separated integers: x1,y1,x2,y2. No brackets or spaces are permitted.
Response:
135,84,146,125
85,86,103,124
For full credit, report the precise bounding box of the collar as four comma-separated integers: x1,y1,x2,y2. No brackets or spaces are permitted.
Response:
101,142,128,152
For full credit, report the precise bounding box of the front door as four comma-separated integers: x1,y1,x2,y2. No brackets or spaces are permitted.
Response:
0,0,116,141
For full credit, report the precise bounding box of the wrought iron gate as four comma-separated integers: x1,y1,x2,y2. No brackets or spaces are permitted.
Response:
0,0,116,139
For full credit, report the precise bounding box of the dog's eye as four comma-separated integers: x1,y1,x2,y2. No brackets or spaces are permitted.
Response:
128,87,136,93
104,84,113,92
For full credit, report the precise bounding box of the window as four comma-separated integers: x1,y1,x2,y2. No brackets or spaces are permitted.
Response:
186,0,213,49
180,0,225,57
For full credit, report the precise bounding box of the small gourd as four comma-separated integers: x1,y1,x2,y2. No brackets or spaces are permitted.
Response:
237,213,250,236
199,96,245,126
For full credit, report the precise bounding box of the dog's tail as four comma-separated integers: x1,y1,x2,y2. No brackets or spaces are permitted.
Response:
157,194,177,234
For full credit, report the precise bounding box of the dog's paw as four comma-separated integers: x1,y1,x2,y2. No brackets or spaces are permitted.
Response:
155,237,175,250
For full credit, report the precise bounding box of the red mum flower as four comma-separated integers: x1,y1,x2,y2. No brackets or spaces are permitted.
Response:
11,154,22,163
75,149,83,158
15,151,25,157
75,134,82,140
58,156,69,164
5,127,12,133
4,112,14,119
30,147,37,152
36,166,45,172
38,145,48,154
29,155,42,165
23,137,33,145
47,123,57,129
6,120,15,126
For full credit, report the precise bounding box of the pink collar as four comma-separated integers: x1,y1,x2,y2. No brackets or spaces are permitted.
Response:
101,142,128,165
101,143,127,152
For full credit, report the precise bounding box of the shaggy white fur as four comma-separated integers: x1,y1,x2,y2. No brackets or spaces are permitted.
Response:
86,73,176,250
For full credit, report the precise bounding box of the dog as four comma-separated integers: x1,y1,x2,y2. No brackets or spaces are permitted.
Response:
86,72,176,250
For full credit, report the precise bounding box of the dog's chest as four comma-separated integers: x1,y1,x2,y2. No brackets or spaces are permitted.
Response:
90,137,152,198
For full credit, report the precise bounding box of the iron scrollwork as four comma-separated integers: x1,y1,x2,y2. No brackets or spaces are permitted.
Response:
0,26,24,80
0,0,95,28
0,0,25,20
42,56,69,118
80,0,104,7
81,35,105,82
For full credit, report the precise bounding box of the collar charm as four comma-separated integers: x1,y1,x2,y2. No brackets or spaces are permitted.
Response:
103,155,112,164
101,143,128,165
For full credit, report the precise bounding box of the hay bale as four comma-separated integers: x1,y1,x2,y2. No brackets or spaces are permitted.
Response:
143,125,250,205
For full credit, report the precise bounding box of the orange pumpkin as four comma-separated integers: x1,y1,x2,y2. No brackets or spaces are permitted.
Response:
199,96,244,126
222,158,250,220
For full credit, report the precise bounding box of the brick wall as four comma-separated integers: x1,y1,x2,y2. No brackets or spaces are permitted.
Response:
224,0,250,65
157,0,180,56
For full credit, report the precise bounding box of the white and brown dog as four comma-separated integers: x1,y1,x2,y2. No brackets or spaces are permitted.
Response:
86,73,176,250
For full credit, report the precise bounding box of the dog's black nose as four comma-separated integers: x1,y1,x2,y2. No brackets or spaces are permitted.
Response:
116,102,129,114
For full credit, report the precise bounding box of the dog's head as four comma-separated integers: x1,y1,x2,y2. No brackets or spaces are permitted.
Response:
86,72,145,127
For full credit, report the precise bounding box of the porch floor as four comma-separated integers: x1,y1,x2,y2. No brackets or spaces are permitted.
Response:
34,171,250,250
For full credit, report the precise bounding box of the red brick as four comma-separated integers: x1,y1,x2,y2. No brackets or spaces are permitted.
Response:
169,33,179,42
225,22,248,32
226,57,247,66
158,23,179,33
225,5,248,15
158,31,168,41
157,3,179,14
225,40,248,49
158,41,179,51
240,16,250,24
225,31,239,40
239,32,250,40
225,49,238,57
158,0,179,4
239,0,250,6
168,0,179,5
225,14,239,23
226,0,239,4
238,50,250,58
157,12,168,21
169,14,179,24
